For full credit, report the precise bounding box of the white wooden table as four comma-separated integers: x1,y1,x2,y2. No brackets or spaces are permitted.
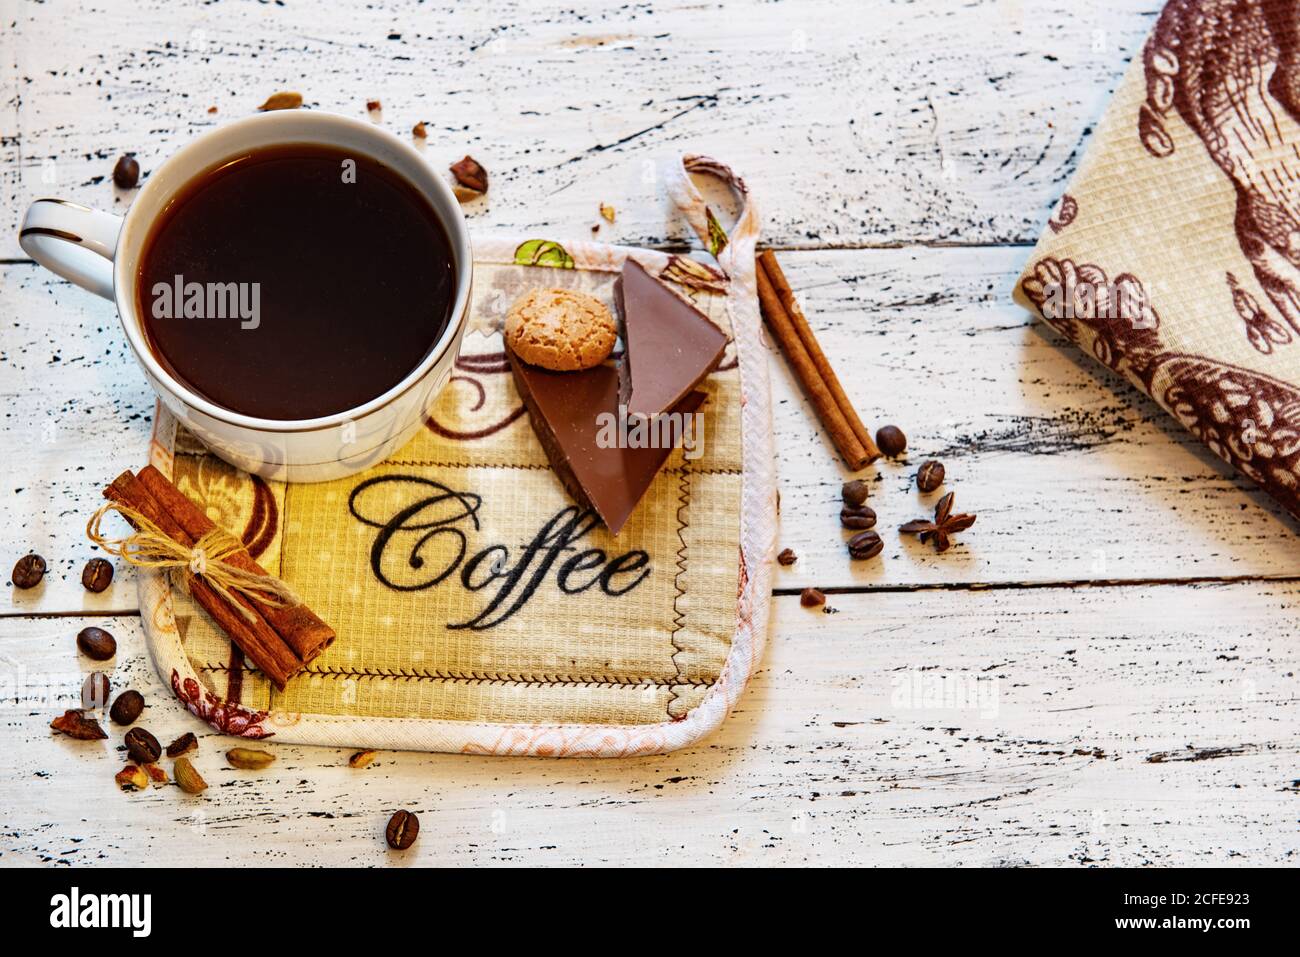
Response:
2,0,1296,867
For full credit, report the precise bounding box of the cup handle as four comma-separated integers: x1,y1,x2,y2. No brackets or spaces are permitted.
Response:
18,198,123,301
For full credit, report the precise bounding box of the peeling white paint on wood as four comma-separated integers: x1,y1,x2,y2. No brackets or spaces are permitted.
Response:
0,0,1159,257
3,251,1297,615
1,592,1294,866
767,247,1300,589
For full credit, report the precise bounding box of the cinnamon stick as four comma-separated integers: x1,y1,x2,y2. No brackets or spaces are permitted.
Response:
755,257,874,470
759,250,881,463
104,470,302,689
137,465,335,663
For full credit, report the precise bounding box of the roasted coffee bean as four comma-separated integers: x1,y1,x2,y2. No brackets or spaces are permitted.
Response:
847,530,884,560
840,505,877,530
386,809,420,849
776,548,797,566
81,557,114,593
11,553,47,589
112,154,140,189
125,727,161,764
799,587,826,608
81,672,111,710
165,732,198,757
76,626,116,661
109,689,144,726
841,479,870,507
916,460,945,493
875,425,907,458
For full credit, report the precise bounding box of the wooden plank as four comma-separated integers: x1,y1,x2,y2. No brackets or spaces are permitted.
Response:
2,583,1293,866
4,248,1298,614
0,0,20,250
769,247,1300,590
0,264,152,613
0,0,1159,257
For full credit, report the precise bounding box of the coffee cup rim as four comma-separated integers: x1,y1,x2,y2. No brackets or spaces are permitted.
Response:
114,110,473,434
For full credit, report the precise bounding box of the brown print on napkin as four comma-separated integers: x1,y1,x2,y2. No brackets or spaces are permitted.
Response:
1016,0,1300,526
1047,194,1078,234
1022,256,1300,519
1140,0,1300,337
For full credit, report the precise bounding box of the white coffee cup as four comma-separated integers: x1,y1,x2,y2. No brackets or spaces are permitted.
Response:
18,110,473,483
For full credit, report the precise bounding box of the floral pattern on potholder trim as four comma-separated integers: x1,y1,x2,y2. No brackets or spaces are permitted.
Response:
172,669,274,739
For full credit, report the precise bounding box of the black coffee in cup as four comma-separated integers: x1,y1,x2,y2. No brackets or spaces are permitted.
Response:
136,143,455,420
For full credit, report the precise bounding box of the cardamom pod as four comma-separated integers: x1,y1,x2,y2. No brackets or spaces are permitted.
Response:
174,757,208,794
258,91,303,111
226,747,275,770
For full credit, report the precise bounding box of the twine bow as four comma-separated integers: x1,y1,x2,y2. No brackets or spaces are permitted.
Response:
86,501,301,623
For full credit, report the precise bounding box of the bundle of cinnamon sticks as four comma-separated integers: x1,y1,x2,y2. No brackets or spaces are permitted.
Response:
756,250,880,470
103,467,334,688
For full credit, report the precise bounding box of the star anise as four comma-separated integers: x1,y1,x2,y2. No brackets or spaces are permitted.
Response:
900,491,975,553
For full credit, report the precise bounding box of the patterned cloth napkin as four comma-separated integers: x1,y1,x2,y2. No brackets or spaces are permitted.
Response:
1015,0,1300,520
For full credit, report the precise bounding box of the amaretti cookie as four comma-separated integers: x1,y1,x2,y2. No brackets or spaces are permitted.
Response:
504,287,617,371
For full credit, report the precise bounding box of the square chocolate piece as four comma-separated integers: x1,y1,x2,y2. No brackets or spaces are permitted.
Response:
508,347,706,535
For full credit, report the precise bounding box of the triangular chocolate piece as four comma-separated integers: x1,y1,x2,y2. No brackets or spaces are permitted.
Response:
616,259,727,417
508,346,705,536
